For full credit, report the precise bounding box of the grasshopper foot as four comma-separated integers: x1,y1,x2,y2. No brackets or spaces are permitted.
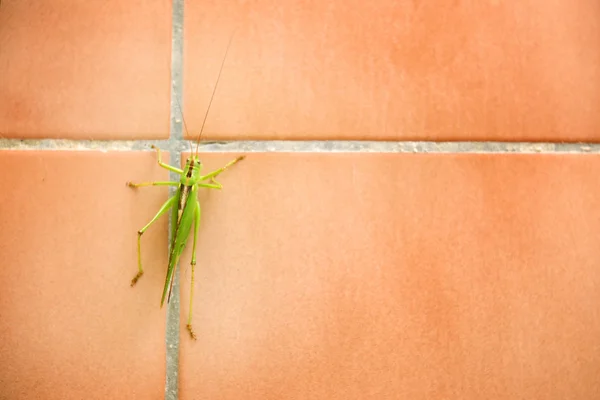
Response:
187,324,198,341
131,271,143,287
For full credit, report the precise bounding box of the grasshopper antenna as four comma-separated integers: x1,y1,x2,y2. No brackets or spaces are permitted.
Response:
174,95,193,155
194,31,236,155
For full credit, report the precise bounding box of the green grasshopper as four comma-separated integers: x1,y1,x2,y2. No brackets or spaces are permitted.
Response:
127,38,243,340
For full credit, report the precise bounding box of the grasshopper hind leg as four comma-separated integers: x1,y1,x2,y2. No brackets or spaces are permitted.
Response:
131,195,177,287
186,199,202,340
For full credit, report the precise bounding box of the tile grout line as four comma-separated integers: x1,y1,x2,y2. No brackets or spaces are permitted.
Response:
1,139,600,153
165,0,184,399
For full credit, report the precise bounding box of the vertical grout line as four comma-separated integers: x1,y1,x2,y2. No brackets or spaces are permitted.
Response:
165,0,184,399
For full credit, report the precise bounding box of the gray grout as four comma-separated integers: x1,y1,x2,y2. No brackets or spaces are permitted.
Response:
164,0,184,399
1,138,600,153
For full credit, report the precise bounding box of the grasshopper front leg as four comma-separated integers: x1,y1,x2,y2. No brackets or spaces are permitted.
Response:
151,145,184,174
126,146,183,189
199,155,246,188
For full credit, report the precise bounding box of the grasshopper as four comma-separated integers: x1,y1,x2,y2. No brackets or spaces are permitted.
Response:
127,37,243,340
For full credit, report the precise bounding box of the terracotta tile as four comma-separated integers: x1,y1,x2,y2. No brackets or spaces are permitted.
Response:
0,151,170,399
0,1,171,140
184,0,600,141
178,153,600,399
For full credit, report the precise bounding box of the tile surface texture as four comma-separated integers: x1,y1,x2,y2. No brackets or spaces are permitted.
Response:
2,0,600,399
184,0,600,141
0,151,170,399
0,1,171,140
178,153,600,399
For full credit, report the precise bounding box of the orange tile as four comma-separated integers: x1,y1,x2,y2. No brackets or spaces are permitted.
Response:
0,1,171,140
179,153,600,399
184,0,600,141
0,151,170,399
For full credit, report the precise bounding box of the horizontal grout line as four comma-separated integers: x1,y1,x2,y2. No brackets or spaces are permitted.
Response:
1,138,600,154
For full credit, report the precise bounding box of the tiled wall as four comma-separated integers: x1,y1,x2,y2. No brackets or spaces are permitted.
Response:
1,1,599,399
